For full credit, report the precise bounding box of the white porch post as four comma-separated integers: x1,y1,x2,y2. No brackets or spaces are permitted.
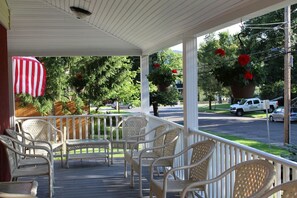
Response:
8,55,15,128
140,55,150,114
182,37,198,141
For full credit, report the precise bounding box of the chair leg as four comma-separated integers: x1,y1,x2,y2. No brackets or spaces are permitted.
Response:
111,145,114,165
130,167,134,187
60,149,63,167
49,174,53,198
124,159,127,178
139,166,143,197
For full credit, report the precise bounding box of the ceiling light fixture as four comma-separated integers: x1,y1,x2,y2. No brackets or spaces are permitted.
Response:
70,6,92,19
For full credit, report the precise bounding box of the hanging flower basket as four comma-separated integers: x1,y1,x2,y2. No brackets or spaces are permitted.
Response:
231,83,255,98
157,84,170,92
147,63,177,92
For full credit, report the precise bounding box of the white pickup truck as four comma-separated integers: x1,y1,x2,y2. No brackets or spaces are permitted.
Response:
230,97,278,116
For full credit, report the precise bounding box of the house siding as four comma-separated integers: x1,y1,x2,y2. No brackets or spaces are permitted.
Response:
0,24,11,181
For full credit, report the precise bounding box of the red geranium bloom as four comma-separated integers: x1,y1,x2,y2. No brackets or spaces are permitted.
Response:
238,54,250,66
244,71,253,80
171,69,177,73
215,48,226,56
153,63,160,68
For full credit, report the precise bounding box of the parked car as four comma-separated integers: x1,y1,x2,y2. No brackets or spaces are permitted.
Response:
230,97,278,116
111,102,133,109
269,107,297,122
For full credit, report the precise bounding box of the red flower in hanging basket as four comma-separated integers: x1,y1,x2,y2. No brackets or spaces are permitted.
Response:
244,71,253,80
215,48,226,56
153,63,160,68
238,54,250,66
171,69,177,74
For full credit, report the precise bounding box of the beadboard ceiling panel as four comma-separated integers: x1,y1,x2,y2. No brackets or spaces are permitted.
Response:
6,0,297,56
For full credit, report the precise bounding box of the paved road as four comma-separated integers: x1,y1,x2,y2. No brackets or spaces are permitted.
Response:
155,105,297,146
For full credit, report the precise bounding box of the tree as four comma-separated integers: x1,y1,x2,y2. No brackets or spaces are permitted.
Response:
198,33,237,107
241,5,297,99
149,49,181,116
17,57,79,115
69,56,140,111
18,56,140,115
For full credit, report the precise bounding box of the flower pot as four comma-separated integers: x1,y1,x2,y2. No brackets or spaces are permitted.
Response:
157,84,170,92
231,83,255,98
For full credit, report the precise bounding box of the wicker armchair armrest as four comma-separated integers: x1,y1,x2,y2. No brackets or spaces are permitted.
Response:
46,122,64,143
180,159,275,198
2,135,53,163
137,134,179,165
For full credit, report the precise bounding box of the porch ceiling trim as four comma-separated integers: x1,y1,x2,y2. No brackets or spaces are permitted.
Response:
6,0,297,57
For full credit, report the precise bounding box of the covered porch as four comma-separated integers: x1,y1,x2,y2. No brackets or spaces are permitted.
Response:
1,0,297,197
15,113,297,197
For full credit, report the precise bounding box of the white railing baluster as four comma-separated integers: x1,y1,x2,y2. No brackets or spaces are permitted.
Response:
91,117,94,139
79,117,82,140
72,117,76,140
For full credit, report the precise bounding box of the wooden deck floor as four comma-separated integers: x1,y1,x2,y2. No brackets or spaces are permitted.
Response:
30,159,180,198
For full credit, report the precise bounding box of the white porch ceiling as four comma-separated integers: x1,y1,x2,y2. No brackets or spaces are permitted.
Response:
6,0,297,57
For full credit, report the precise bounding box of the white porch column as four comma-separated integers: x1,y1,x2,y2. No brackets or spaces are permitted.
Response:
182,37,198,137
8,55,15,128
140,55,150,114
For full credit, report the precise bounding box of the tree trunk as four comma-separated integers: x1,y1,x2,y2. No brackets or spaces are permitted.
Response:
208,98,212,110
152,103,159,117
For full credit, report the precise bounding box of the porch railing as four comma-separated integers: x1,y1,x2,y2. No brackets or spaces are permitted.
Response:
15,113,297,198
189,128,297,198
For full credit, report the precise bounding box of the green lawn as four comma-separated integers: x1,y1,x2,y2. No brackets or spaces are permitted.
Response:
208,131,290,157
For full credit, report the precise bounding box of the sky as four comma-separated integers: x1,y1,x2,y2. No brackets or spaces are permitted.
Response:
170,23,242,51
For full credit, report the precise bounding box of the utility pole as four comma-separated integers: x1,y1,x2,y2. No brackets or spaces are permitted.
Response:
284,6,291,144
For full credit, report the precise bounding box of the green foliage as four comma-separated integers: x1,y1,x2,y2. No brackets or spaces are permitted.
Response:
148,50,181,116
150,86,180,106
241,5,297,97
209,132,290,156
147,65,176,86
281,144,297,162
199,32,264,87
17,56,140,115
69,56,140,108
260,81,284,99
17,57,73,115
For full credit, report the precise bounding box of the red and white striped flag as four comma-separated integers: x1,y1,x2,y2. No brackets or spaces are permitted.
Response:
13,56,46,97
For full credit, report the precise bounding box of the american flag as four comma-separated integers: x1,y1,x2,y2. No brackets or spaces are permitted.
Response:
13,56,46,97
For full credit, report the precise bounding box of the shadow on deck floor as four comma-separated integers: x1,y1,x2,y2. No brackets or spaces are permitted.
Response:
30,159,180,198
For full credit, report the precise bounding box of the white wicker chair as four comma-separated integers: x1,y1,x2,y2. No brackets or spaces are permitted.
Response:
20,119,64,166
180,159,275,198
261,180,297,198
123,124,169,178
6,128,53,168
110,116,148,164
0,135,53,198
149,139,215,198
131,128,182,197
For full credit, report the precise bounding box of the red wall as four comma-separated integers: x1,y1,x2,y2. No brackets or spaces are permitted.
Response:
0,24,11,181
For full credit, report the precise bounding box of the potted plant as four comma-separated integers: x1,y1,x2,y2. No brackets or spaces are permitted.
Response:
212,48,263,98
147,63,177,91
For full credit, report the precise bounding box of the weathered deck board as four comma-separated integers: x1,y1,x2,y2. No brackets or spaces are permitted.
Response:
29,159,179,198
